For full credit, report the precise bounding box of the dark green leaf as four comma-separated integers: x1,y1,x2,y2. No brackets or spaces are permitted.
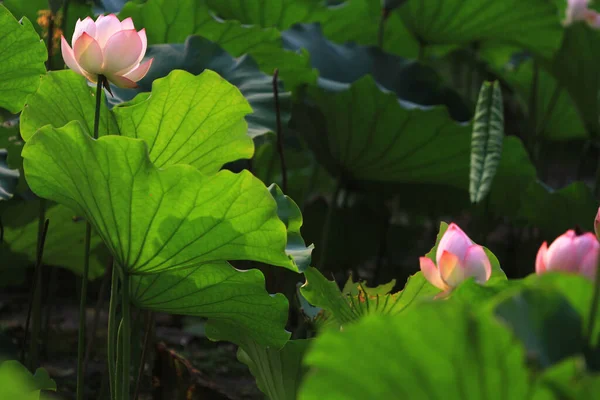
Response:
470,81,504,203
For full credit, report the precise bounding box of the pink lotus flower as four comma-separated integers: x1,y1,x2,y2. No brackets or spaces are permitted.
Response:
564,0,600,28
419,223,492,292
536,230,599,280
61,14,153,89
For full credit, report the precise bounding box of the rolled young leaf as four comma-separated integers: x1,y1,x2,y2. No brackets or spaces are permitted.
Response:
22,121,301,273
470,81,504,204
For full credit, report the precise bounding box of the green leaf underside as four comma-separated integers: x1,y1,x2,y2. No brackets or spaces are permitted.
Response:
470,81,504,203
20,70,119,141
268,184,313,272
22,122,298,274
119,0,317,89
132,262,290,347
113,70,253,172
292,76,471,188
1,202,106,279
237,339,311,400
0,4,47,114
299,302,530,399
398,0,562,58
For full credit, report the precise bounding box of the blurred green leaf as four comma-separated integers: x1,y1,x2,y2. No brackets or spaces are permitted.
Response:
0,4,47,114
0,361,56,400
532,357,600,400
470,81,504,203
237,339,311,400
113,70,253,172
22,122,299,274
299,302,531,399
132,262,290,347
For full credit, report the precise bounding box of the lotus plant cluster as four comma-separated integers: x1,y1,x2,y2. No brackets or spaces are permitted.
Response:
420,212,600,292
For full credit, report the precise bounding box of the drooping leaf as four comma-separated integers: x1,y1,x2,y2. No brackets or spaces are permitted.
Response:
119,0,317,89
291,75,471,189
113,70,253,172
470,81,504,203
0,4,47,114
22,122,300,273
0,202,106,279
237,339,311,400
0,361,56,400
0,150,18,201
299,302,531,399
20,70,119,141
132,262,290,347
109,36,290,138
396,0,563,58
493,287,585,368
268,184,313,273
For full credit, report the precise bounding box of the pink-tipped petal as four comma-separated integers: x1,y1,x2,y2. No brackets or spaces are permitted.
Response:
436,223,473,266
95,14,123,47
102,29,143,74
121,17,135,30
438,251,463,288
105,73,138,89
135,29,148,66
123,58,153,82
580,248,599,280
545,230,578,273
72,17,96,46
463,245,492,284
535,242,548,274
573,233,598,263
419,257,448,291
73,32,103,74
61,35,84,75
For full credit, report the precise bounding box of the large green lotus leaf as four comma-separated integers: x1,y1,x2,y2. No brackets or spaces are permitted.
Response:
132,262,290,347
20,70,119,141
113,70,253,172
517,181,598,238
282,23,470,121
299,302,531,399
119,0,317,90
493,287,585,368
480,46,587,141
550,24,600,134
268,184,312,272
0,149,18,201
22,122,299,274
300,267,439,327
0,361,56,400
291,75,471,188
0,201,106,279
237,339,311,400
397,0,563,58
110,37,287,139
0,5,47,114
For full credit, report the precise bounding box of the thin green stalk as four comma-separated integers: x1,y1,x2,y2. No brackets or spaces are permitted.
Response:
586,253,600,345
108,263,120,398
121,272,131,400
318,175,344,271
115,319,123,399
76,76,104,400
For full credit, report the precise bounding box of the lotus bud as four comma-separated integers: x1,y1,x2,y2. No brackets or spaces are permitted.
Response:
535,229,599,280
